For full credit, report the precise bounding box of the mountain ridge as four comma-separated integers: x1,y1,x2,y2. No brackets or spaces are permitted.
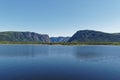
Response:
68,30,120,42
1,30,120,42
0,31,50,42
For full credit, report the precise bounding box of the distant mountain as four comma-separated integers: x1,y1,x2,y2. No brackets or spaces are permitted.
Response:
68,30,120,42
50,37,70,42
0,31,50,42
2,30,120,43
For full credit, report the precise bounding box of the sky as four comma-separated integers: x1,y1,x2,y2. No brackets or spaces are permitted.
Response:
0,0,120,37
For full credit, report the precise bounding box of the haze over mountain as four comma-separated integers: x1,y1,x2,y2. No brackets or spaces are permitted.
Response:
50,37,70,42
68,30,120,42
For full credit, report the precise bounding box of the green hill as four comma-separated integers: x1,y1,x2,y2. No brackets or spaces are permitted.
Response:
0,31,50,42
68,30,120,42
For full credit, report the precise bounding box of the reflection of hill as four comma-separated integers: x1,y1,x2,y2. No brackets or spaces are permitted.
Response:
0,45,49,57
73,46,101,59
75,52,99,59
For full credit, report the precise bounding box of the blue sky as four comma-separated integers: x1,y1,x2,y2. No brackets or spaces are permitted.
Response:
0,0,120,36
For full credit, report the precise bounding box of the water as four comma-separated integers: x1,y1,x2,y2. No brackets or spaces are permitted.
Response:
0,45,120,80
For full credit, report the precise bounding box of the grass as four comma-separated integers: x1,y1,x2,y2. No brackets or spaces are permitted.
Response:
0,41,120,45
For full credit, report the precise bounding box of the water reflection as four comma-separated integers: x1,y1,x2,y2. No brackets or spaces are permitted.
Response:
0,45,49,57
75,52,99,58
73,46,102,59
73,46,120,63
0,45,120,80
1,45,120,59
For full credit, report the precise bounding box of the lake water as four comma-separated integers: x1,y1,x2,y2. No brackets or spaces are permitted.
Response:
0,45,120,80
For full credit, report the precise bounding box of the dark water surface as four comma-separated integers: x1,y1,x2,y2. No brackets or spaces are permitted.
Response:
0,45,120,80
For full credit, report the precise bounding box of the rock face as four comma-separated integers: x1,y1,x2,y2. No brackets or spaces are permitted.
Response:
68,30,120,42
50,37,70,42
0,32,50,42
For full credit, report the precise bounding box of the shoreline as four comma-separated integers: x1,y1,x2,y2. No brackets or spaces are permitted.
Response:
0,42,120,45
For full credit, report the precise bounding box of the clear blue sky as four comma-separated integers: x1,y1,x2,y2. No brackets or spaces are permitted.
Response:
0,0,120,36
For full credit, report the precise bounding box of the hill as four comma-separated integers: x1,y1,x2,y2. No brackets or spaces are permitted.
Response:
68,30,120,42
0,31,50,42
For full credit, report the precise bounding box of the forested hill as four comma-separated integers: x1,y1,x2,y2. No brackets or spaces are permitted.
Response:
0,32,50,42
1,30,120,43
68,30,120,42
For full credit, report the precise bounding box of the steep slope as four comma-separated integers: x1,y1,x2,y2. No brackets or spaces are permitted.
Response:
50,37,70,42
68,30,120,42
0,31,50,42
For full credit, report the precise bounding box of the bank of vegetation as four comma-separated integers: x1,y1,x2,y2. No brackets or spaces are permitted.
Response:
0,41,120,45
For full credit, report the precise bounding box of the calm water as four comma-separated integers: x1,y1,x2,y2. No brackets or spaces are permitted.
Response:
0,45,120,80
